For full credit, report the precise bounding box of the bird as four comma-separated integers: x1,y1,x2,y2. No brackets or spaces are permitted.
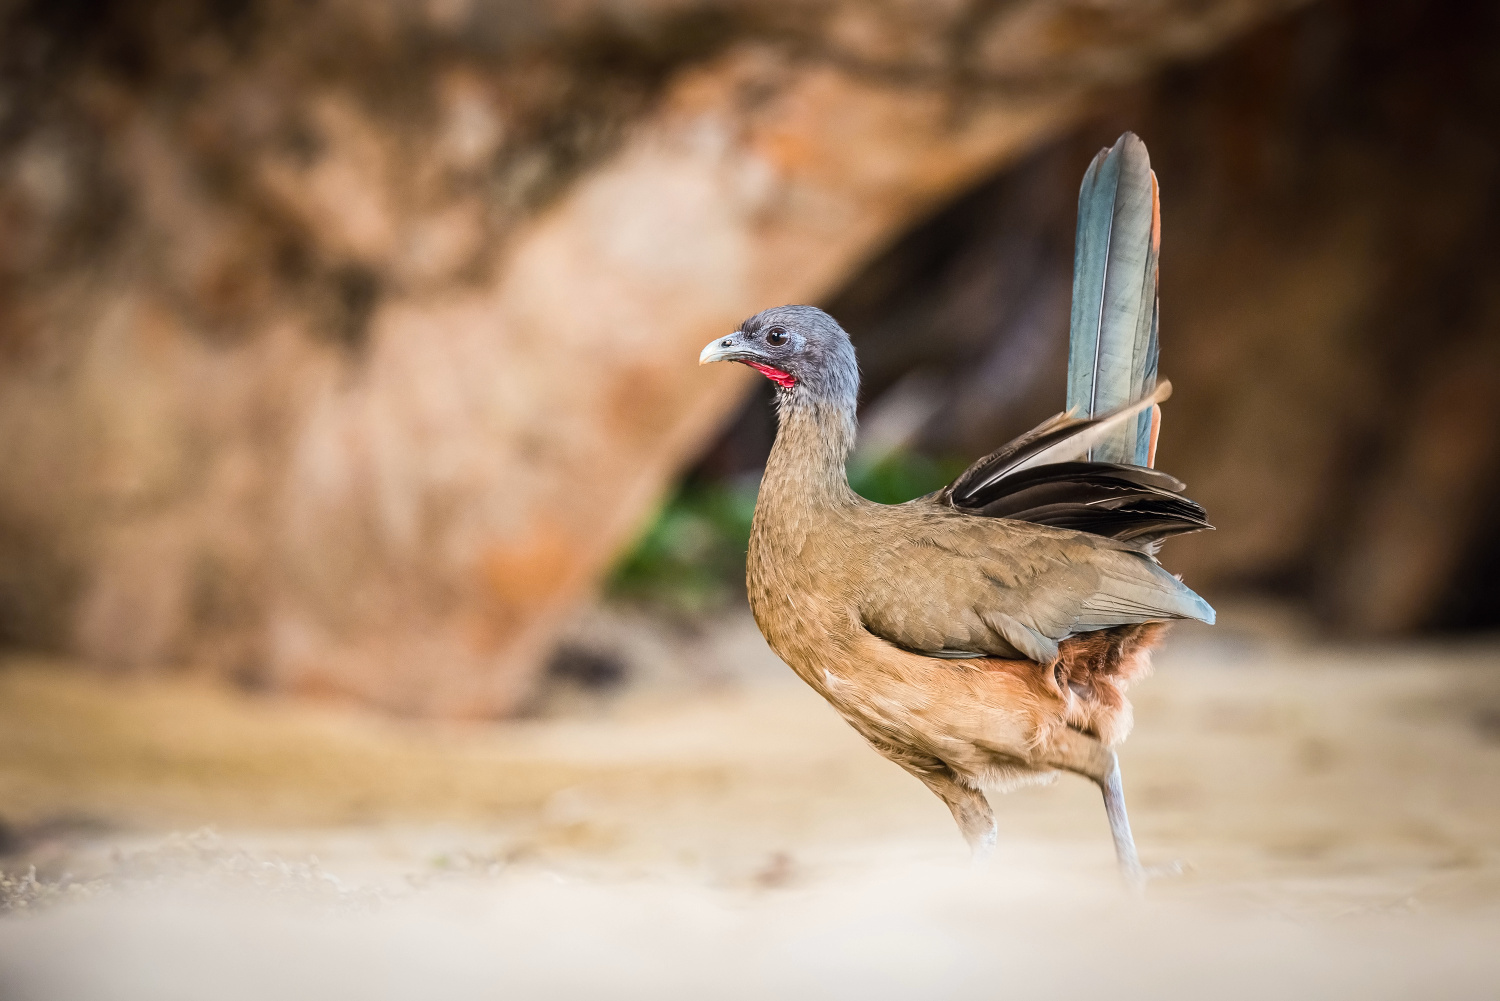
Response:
698,133,1213,882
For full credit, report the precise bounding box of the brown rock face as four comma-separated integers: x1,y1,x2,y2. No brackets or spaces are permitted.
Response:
0,0,1305,714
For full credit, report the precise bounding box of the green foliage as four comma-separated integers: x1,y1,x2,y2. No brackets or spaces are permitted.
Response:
607,478,759,615
607,451,966,614
847,451,967,506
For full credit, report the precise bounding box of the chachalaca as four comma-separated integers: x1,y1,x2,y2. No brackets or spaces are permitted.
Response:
698,133,1213,881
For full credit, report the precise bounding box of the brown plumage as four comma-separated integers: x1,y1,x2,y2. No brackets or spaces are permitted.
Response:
699,134,1211,879
700,304,1212,879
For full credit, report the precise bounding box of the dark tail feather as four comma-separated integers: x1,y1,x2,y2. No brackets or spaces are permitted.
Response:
943,382,1170,503
1067,132,1160,466
953,461,1211,547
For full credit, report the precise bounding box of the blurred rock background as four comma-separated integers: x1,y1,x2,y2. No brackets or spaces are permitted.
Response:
0,0,1495,718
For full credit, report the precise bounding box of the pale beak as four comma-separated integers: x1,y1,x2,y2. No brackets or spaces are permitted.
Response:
699,335,742,365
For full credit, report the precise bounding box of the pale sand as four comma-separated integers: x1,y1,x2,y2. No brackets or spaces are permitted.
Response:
1,611,1498,999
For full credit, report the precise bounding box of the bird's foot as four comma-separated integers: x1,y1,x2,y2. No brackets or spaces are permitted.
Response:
1143,859,1188,880
1120,859,1190,893
967,823,999,867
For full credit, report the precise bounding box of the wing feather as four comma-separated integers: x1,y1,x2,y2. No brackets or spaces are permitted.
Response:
858,517,1214,664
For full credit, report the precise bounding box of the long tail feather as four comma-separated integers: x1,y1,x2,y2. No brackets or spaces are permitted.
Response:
1068,132,1161,466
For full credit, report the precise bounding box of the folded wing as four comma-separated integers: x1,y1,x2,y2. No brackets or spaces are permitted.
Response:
858,517,1215,664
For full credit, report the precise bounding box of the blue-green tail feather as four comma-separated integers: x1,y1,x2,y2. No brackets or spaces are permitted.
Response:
1067,132,1160,466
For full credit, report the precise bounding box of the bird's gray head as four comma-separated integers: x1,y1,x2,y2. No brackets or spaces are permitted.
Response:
698,305,859,410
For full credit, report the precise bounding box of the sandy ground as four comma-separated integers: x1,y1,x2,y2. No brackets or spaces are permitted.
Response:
2,608,1500,999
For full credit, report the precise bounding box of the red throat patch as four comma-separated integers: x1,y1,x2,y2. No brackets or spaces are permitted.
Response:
743,361,797,388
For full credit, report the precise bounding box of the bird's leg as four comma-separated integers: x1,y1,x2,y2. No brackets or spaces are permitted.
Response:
876,745,998,861
916,769,996,861
1098,751,1143,885
1037,727,1144,887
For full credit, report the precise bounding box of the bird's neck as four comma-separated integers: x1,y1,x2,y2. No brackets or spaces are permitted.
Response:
760,396,859,512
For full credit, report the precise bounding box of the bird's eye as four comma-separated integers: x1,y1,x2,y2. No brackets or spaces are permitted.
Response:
766,327,788,346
